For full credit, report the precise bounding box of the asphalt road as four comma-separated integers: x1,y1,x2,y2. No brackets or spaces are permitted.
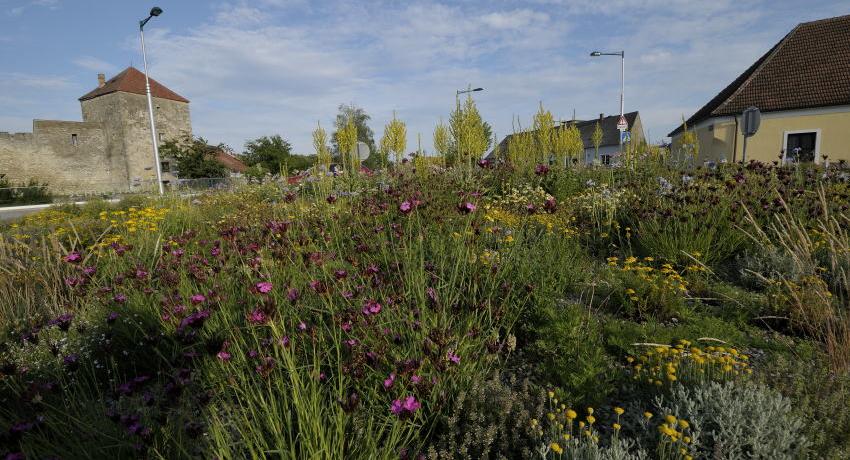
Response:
0,203,57,222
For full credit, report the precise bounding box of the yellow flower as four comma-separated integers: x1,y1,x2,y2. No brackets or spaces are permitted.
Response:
612,423,621,431
614,407,624,415
587,407,594,415
665,415,677,425
625,288,636,295
550,442,563,455
566,409,577,420
644,411,653,419
586,415,595,425
678,420,690,429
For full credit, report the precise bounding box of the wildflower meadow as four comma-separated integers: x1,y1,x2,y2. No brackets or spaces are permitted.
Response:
2,105,850,459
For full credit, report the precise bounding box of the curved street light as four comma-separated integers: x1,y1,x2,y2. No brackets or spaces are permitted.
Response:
140,7,164,195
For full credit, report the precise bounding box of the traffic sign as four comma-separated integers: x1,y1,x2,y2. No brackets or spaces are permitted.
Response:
616,115,628,131
620,131,631,143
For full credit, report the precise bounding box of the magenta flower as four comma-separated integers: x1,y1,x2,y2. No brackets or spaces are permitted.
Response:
399,201,412,214
190,294,206,304
334,269,348,280
279,335,291,348
287,288,300,303
298,321,308,331
362,299,382,316
216,350,231,362
383,373,396,389
247,309,268,325
544,197,557,213
341,321,353,332
535,164,550,176
458,202,477,214
63,251,82,264
255,281,273,294
113,293,127,304
447,351,461,365
391,395,421,418
326,194,337,204
411,374,422,384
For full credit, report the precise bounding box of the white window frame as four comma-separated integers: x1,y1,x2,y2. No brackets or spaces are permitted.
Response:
782,129,821,163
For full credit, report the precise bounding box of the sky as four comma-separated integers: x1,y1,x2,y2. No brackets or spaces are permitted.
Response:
1,0,848,155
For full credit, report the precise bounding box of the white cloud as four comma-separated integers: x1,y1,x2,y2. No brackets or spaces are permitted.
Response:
73,56,117,74
480,9,549,30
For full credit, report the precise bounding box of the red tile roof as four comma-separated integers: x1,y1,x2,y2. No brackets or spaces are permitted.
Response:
79,66,189,103
214,150,247,173
670,14,850,136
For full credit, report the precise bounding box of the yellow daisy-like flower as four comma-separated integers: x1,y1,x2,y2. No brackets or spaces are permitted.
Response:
614,407,625,415
644,411,653,419
665,414,677,425
586,415,595,425
566,409,577,420
613,423,621,431
550,442,563,455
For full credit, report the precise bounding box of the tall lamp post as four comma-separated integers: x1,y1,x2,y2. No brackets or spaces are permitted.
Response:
455,86,483,169
140,6,164,195
590,50,625,158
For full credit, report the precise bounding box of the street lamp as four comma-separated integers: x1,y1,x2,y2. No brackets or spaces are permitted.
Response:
590,50,626,159
140,6,164,195
455,86,484,169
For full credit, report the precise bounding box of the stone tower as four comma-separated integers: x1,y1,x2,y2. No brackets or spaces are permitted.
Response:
79,67,192,190
0,66,191,194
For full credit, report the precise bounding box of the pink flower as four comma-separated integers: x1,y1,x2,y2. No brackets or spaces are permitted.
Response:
458,202,477,214
362,299,382,316
113,293,127,304
535,164,550,176
287,288,300,303
391,395,421,417
298,321,308,331
544,197,557,213
216,351,231,362
247,309,268,325
341,321,353,332
279,336,290,348
63,251,82,263
255,281,273,294
399,201,412,214
383,373,396,389
447,351,461,365
411,374,422,384
334,270,348,280
190,294,206,304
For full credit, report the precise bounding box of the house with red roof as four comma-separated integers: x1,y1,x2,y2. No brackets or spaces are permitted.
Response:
669,14,850,164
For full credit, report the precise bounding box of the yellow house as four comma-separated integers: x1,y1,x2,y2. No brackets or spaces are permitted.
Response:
669,14,850,164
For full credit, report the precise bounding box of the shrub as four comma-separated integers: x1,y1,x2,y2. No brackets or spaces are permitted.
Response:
653,381,809,459
425,372,546,459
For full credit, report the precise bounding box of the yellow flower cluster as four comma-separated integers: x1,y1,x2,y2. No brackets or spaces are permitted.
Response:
627,339,751,386
99,206,169,234
657,414,694,460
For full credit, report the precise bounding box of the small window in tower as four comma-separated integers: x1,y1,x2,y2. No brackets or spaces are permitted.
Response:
159,132,165,142
71,134,78,146
160,161,170,173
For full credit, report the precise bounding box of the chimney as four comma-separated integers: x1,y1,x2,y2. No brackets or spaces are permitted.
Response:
599,113,604,121
97,73,106,88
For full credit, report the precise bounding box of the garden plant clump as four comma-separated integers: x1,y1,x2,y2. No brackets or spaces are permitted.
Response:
1,153,849,459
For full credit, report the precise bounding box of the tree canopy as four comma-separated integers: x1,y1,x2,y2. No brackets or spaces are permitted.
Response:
159,136,228,179
332,104,376,158
243,135,312,175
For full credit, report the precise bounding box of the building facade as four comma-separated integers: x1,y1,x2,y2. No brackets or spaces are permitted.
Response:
669,14,850,164
0,67,191,194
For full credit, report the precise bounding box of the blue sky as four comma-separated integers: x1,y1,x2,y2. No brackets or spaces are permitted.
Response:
1,0,848,154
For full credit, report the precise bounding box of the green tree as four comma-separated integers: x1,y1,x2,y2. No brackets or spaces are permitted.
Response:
243,135,305,175
313,122,331,170
592,122,604,163
433,118,450,166
160,135,228,179
332,104,376,156
380,111,407,166
449,94,491,169
335,118,359,174
532,102,554,164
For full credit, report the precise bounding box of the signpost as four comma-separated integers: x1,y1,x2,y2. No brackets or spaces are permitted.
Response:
740,107,761,163
620,131,631,143
616,115,628,131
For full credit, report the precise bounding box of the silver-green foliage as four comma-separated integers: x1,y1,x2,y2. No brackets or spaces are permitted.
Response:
653,381,809,459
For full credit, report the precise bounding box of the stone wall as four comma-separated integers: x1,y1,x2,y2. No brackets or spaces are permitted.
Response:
0,120,122,194
0,92,192,195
